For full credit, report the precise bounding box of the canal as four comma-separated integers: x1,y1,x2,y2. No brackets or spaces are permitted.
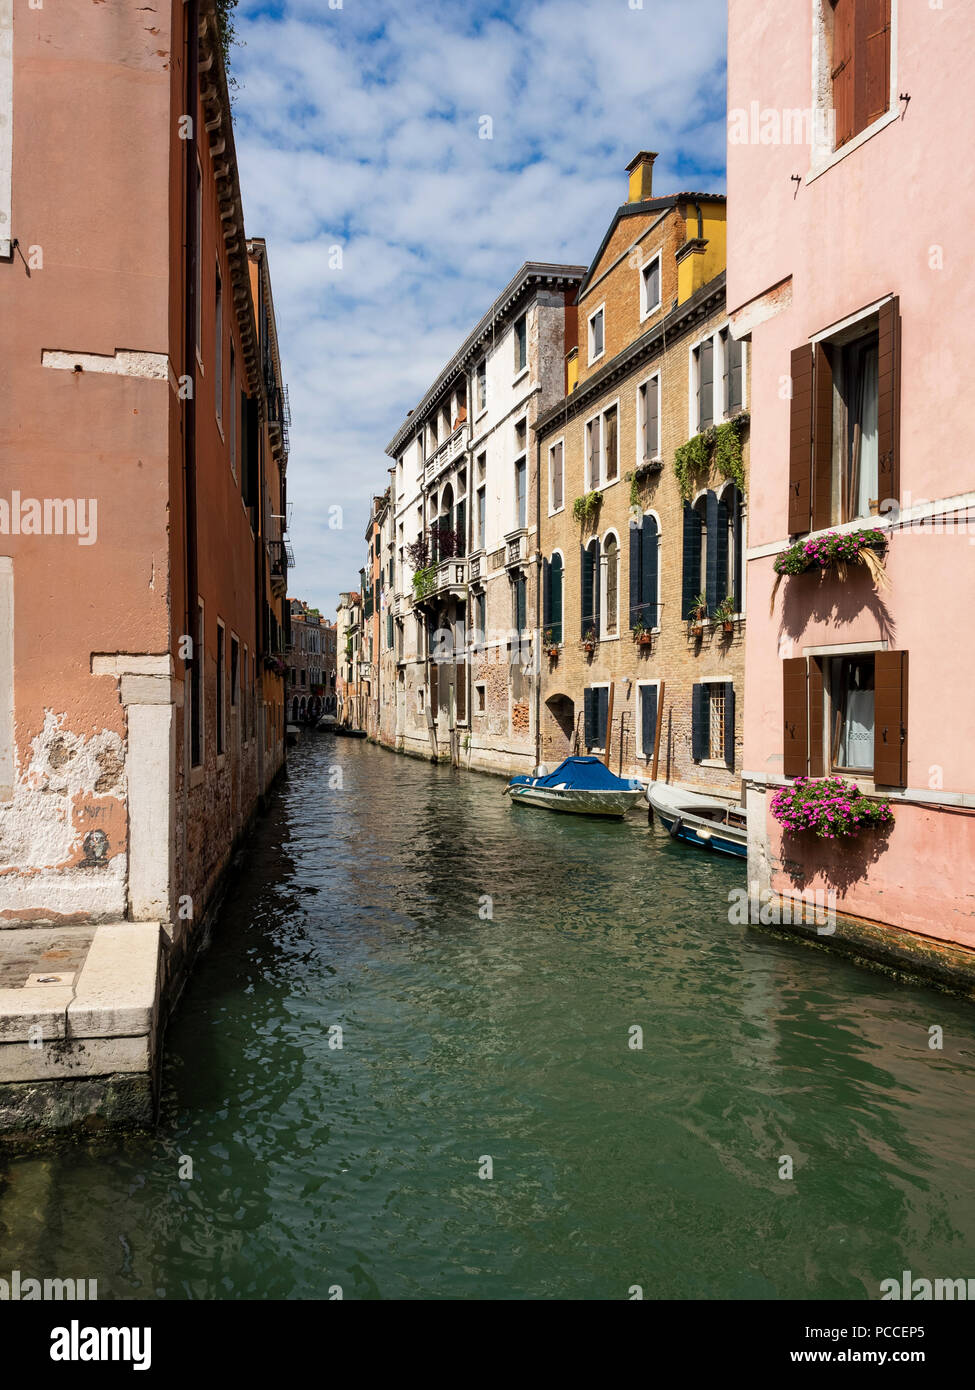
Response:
2,736,975,1300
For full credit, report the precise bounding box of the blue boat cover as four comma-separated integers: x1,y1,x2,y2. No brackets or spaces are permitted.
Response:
509,757,642,791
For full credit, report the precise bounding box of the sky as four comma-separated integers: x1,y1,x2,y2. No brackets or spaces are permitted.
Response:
231,0,729,616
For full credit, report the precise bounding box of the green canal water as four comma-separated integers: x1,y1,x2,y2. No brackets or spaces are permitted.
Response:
2,738,975,1300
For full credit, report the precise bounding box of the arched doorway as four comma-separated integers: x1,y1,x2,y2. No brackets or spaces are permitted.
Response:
544,693,575,762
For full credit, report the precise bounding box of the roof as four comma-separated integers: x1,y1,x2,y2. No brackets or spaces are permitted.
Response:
385,260,587,457
575,192,726,299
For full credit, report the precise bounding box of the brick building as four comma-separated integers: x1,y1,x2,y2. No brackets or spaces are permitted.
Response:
289,600,333,723
536,153,748,794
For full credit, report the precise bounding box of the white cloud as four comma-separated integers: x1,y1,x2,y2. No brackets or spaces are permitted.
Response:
233,0,727,612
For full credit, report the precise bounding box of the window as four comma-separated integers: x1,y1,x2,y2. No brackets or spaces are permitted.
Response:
512,571,527,634
549,440,564,513
583,686,609,751
603,405,618,483
588,306,605,365
191,599,204,768
473,589,486,642
721,328,743,418
641,255,662,319
681,486,744,618
638,684,660,762
514,314,528,375
585,404,618,488
230,635,239,712
476,359,487,412
692,682,736,767
476,483,486,550
638,375,660,461
580,538,599,638
542,552,563,644
514,454,527,530
475,683,486,714
788,299,899,535
629,513,660,630
216,621,225,756
783,649,907,786
829,0,891,151
229,344,237,478
215,265,223,426
694,336,715,432
602,534,619,638
829,653,875,772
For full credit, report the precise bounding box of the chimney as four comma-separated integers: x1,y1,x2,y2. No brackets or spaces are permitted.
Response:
626,150,658,204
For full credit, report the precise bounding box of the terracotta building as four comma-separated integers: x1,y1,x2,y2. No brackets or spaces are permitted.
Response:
0,0,291,1128
536,154,747,792
727,0,975,975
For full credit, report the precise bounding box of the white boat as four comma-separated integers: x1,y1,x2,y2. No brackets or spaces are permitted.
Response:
646,782,747,858
504,757,645,818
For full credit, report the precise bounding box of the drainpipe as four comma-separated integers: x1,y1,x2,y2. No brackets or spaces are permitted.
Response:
693,200,704,240
534,424,542,772
183,0,199,681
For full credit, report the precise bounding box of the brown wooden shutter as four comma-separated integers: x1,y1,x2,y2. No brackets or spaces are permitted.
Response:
808,657,825,778
831,0,856,147
783,658,809,778
812,342,833,531
857,0,891,131
788,345,814,535
874,650,908,787
877,295,901,509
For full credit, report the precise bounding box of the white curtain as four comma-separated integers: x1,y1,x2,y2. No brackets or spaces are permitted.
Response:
853,345,879,518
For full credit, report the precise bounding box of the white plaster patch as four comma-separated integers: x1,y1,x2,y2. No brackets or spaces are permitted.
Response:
41,349,170,380
0,710,127,921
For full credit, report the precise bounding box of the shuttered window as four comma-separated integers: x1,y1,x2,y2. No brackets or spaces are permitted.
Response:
722,329,743,416
543,554,563,644
696,337,714,432
580,539,599,637
550,441,564,512
512,572,527,634
587,418,601,488
691,683,736,766
640,376,659,460
584,687,609,750
629,514,659,629
639,685,658,761
782,650,907,786
681,500,704,619
873,650,908,787
787,299,900,535
831,0,891,150
603,405,618,482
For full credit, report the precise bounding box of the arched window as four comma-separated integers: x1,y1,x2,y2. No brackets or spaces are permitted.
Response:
603,533,619,637
580,537,599,639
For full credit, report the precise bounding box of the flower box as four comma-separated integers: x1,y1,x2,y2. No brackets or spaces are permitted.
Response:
770,775,894,841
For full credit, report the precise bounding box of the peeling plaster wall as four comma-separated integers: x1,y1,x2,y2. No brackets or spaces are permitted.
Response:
0,711,127,923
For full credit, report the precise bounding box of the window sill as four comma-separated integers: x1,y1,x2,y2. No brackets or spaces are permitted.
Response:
806,107,900,186
548,506,565,519
189,764,204,788
640,302,662,322
512,367,530,387
699,758,733,770
588,351,605,368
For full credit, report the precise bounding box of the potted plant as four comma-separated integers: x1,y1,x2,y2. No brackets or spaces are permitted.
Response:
713,595,736,634
689,593,708,636
770,775,894,842
632,620,653,647
582,625,597,654
543,629,559,659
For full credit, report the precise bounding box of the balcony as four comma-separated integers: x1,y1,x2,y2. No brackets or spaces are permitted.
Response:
504,528,528,568
411,557,468,609
268,538,295,599
469,552,482,582
423,422,470,488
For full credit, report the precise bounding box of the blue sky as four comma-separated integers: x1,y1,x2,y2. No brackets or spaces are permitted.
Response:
231,0,728,614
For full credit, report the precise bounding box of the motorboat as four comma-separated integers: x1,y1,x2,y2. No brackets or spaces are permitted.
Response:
646,782,747,858
504,757,645,818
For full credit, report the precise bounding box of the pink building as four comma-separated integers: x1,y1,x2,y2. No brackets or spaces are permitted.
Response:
727,1,975,980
